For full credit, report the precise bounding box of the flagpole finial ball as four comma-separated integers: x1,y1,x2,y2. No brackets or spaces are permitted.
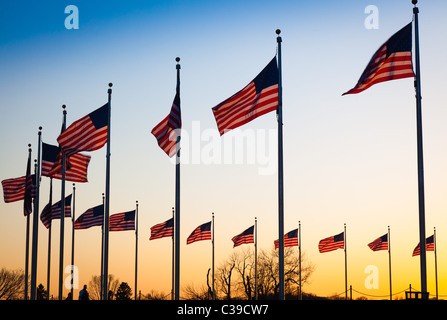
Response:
176,57,180,63
412,0,417,4
28,143,31,148
39,126,42,131
276,29,281,35
62,104,66,109
108,83,113,88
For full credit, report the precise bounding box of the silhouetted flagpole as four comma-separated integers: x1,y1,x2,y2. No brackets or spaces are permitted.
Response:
412,0,427,298
70,183,75,299
103,83,113,300
212,212,215,300
388,226,392,300
174,58,181,300
298,221,302,300
30,127,42,300
24,145,32,300
276,28,285,301
434,227,438,299
254,217,257,300
46,178,53,300
100,193,105,300
171,207,174,300
344,223,347,300
58,105,67,300
135,200,138,300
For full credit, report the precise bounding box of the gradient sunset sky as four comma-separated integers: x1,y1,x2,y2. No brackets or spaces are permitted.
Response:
1,0,447,299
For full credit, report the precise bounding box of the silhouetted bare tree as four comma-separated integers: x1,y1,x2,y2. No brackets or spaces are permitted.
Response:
184,246,314,300
216,257,235,300
88,274,120,300
0,268,25,300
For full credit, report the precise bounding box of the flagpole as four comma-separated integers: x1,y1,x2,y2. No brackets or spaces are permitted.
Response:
46,178,53,300
24,145,32,300
388,226,392,300
58,105,67,300
434,227,438,299
254,217,257,300
100,193,105,300
30,126,42,300
135,200,138,300
412,0,428,298
174,57,181,300
298,221,302,300
70,183,76,299
212,212,215,300
276,28,285,301
171,207,175,300
103,83,113,300
344,223,347,300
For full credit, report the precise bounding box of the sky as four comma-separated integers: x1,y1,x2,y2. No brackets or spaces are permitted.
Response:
1,0,447,300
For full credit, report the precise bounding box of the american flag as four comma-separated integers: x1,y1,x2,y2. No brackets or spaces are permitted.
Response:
40,194,72,229
24,151,33,216
74,204,104,230
274,229,298,250
318,232,344,253
41,142,91,183
212,57,278,135
368,234,388,252
343,22,414,95
412,235,434,257
2,175,37,203
151,91,181,157
187,221,211,245
150,218,174,240
109,210,136,231
57,104,108,157
232,226,254,248
2,176,27,203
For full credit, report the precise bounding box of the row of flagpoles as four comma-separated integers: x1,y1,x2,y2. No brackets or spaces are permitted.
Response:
1,1,431,300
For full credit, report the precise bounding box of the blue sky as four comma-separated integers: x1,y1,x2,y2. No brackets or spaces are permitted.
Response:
1,0,447,299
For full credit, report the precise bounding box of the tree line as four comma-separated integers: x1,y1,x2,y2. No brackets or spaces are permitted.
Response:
0,246,315,300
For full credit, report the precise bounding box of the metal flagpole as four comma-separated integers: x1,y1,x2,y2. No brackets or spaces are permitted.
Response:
174,57,181,300
212,213,215,300
58,105,67,300
412,0,427,298
103,83,113,300
254,217,257,300
135,201,139,300
171,207,175,300
100,193,105,300
276,28,285,301
299,221,302,300
434,227,438,299
24,146,32,300
388,226,392,300
46,178,53,300
30,127,42,300
70,183,75,299
344,223,347,300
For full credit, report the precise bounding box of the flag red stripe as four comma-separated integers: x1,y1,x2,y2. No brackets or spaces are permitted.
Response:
318,236,344,253
232,234,254,247
109,212,135,231
187,231,211,244
213,84,278,135
367,238,388,252
150,220,174,240
2,176,26,203
74,209,103,230
274,237,299,250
